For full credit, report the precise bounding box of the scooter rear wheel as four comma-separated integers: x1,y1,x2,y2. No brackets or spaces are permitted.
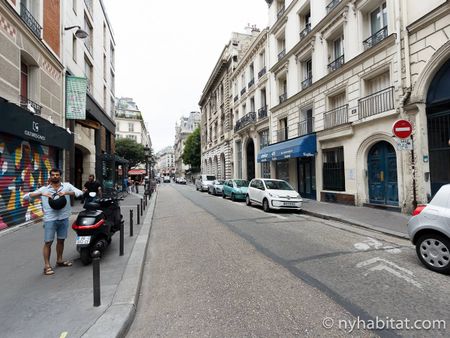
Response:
80,248,93,265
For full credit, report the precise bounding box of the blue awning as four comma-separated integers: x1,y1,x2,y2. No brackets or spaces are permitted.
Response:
257,133,316,163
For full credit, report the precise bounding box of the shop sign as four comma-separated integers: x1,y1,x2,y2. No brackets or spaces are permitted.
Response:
66,76,87,119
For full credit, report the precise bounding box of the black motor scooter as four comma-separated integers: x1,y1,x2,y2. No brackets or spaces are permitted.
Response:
72,192,124,265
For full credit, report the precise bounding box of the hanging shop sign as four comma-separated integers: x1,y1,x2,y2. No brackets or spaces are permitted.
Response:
66,75,88,119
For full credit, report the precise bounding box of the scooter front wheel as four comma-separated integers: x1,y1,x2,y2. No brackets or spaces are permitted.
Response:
80,248,93,265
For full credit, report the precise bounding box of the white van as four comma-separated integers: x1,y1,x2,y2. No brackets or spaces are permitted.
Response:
195,174,216,192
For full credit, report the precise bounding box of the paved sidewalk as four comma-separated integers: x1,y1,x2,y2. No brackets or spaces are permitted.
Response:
301,198,411,239
0,189,156,338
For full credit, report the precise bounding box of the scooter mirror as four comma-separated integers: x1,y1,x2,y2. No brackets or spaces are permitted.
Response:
89,192,97,197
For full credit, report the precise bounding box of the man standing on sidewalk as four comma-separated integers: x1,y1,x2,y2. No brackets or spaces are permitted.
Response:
23,168,83,276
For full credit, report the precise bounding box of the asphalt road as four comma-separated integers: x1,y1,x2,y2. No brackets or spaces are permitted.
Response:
128,183,449,337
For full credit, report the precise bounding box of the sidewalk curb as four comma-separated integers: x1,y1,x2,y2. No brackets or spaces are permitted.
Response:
301,209,410,240
82,190,158,338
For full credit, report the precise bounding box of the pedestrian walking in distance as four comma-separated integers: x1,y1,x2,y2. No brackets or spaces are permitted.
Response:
23,168,83,276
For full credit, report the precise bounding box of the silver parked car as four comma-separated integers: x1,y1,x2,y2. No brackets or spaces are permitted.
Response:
208,179,224,195
195,174,216,192
408,184,450,274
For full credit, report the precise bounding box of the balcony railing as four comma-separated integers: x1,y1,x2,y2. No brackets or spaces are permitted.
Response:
248,78,255,88
234,95,239,102
363,26,388,50
234,111,256,132
326,0,341,13
299,23,311,41
258,67,266,78
301,75,312,90
84,0,93,16
328,55,344,72
240,87,247,95
20,3,42,39
279,92,287,104
20,96,42,115
277,5,285,19
358,86,394,120
324,104,348,129
277,127,289,142
258,105,268,119
278,49,286,61
298,117,314,136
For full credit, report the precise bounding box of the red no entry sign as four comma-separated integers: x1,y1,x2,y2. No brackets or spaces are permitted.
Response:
392,120,412,139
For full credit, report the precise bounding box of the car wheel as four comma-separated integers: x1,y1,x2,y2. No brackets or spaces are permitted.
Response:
208,189,211,194
212,188,216,195
222,192,226,199
246,195,252,206
263,199,270,212
416,234,450,274
231,193,236,201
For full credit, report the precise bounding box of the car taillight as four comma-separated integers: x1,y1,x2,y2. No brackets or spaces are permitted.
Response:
412,205,426,216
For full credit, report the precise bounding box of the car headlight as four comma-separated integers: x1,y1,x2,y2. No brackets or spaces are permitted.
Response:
296,194,301,199
268,192,279,198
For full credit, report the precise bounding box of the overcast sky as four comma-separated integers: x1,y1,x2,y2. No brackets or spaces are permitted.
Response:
102,0,268,153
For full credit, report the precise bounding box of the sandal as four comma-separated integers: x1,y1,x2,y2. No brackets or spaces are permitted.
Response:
56,261,73,267
43,267,55,275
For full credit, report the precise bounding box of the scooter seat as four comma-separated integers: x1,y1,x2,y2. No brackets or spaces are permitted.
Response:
85,201,100,210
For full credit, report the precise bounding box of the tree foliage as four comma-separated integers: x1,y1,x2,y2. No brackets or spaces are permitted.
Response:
182,127,201,170
115,138,146,169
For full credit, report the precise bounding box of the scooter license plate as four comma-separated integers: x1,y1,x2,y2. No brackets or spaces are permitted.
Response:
76,236,91,245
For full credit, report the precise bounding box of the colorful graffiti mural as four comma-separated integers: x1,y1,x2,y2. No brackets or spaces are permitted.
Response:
0,134,57,229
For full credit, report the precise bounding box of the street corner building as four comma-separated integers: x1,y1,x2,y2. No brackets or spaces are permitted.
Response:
199,0,450,214
0,0,71,229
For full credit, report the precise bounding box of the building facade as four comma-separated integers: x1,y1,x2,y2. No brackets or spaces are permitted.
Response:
62,0,117,190
231,27,271,181
115,97,151,146
156,146,175,176
174,111,200,177
199,31,256,179
0,0,72,229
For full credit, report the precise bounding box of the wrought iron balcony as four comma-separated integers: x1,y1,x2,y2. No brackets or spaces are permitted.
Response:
277,5,285,19
278,49,286,61
299,23,311,41
248,78,255,88
20,3,42,39
277,127,289,142
234,111,256,132
358,86,394,120
258,67,266,78
240,87,247,95
298,117,314,136
301,75,313,90
234,95,239,102
258,105,268,119
279,92,287,104
363,26,388,50
324,104,348,129
20,96,42,115
84,0,93,16
326,0,341,13
328,55,344,72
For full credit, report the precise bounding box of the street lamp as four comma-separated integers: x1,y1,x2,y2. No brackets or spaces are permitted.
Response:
64,25,89,39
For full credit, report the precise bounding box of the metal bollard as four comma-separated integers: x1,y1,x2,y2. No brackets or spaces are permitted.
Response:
119,218,124,256
141,199,143,215
137,204,140,224
130,209,133,237
92,250,101,307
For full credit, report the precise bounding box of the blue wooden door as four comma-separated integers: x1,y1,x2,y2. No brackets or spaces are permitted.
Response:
368,141,398,206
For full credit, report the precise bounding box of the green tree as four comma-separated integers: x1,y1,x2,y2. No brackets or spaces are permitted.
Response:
182,127,201,170
115,138,145,169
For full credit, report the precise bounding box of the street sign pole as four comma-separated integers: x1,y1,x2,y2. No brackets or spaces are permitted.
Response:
410,134,417,210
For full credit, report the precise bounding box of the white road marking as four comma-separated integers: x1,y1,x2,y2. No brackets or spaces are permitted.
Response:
356,257,422,289
354,237,401,253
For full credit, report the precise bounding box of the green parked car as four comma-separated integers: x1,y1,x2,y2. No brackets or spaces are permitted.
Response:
222,179,249,201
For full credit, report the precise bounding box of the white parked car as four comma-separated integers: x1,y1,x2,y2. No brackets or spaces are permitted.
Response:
408,184,450,274
246,178,302,212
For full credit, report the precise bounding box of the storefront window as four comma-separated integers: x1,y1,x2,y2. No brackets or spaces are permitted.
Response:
259,129,271,178
276,160,289,182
